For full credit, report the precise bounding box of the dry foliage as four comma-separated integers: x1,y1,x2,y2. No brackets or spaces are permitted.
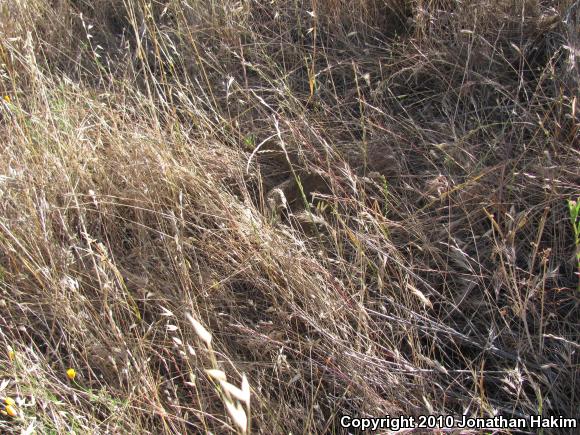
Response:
0,0,578,433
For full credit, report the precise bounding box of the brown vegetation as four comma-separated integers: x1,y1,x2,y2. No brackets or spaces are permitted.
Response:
0,0,578,433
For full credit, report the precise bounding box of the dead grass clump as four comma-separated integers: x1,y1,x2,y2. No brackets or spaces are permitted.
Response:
0,0,579,433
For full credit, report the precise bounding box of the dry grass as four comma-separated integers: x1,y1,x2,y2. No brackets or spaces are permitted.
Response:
0,0,578,433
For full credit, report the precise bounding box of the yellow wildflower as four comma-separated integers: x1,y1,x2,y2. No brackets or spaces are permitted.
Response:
4,404,17,417
3,397,15,406
66,368,76,380
8,350,15,361
2,95,10,103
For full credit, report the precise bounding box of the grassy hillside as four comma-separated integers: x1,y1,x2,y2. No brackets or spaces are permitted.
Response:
0,0,578,433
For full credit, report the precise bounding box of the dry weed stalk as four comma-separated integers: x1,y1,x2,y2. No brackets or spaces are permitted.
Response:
0,0,578,433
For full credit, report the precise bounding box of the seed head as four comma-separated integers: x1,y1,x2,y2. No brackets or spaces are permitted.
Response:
205,369,227,382
225,400,247,433
187,314,212,346
220,380,250,405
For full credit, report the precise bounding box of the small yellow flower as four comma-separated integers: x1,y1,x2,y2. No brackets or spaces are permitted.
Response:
66,368,76,380
2,95,10,103
3,397,15,406
8,350,15,361
4,404,17,417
